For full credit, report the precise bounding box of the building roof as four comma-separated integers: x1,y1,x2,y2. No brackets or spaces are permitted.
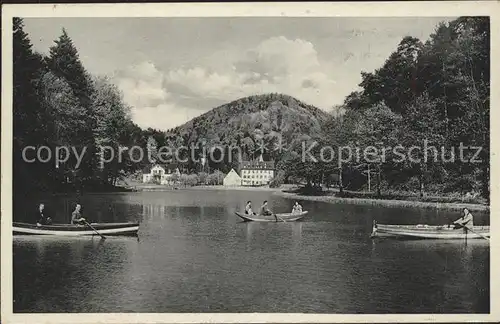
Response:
240,160,275,170
142,163,180,174
225,168,242,179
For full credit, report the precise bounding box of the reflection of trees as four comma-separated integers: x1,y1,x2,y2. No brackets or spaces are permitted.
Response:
18,193,140,223
368,240,489,313
14,237,120,312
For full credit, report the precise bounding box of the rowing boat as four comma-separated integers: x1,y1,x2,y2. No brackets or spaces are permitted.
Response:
370,222,490,240
13,222,139,236
235,211,308,222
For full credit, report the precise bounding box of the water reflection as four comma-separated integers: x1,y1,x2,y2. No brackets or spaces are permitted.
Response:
14,190,490,313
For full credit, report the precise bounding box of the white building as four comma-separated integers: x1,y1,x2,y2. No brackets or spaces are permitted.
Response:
223,168,242,186
240,156,275,186
142,164,181,185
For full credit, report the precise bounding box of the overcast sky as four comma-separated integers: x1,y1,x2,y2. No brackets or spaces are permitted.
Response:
23,17,453,130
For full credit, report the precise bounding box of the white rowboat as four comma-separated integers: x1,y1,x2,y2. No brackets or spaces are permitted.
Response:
13,222,139,236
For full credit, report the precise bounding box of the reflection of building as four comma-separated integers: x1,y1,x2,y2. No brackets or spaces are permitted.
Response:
142,164,181,184
142,204,167,219
223,169,242,186
240,156,275,186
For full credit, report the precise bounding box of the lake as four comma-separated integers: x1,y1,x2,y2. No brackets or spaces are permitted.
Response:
13,189,490,313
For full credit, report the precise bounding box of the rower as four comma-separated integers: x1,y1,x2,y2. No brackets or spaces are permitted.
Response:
292,202,303,214
259,200,273,216
245,201,255,215
453,208,474,229
71,204,86,225
36,203,52,226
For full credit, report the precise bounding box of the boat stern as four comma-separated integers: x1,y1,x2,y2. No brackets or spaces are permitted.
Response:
370,220,378,238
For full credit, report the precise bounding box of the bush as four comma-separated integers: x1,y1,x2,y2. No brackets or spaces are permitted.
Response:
206,171,225,185
269,170,285,188
197,172,208,185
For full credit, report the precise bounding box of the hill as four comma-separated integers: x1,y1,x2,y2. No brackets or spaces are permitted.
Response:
160,93,330,170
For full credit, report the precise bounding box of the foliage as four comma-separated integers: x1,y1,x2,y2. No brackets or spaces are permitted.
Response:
164,93,330,173
326,16,489,199
197,172,209,185
12,16,489,204
206,171,225,185
13,19,143,203
269,170,286,188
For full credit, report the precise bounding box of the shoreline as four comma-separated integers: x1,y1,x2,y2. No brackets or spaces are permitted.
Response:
189,185,282,192
275,191,489,212
39,184,489,212
157,185,490,211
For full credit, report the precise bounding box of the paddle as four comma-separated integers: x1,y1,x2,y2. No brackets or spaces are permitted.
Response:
273,214,286,223
454,223,489,241
444,214,489,242
84,220,106,240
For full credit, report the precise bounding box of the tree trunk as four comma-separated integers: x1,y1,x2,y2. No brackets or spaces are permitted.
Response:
376,163,381,197
339,165,343,195
419,162,425,199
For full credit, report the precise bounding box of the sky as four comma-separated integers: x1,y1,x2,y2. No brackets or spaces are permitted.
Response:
23,17,454,131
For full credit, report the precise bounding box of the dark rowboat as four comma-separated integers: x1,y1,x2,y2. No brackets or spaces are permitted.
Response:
370,223,490,240
13,222,139,236
235,211,308,222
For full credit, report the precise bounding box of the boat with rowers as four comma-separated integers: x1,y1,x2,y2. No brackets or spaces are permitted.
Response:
13,222,139,236
235,211,308,222
370,222,490,240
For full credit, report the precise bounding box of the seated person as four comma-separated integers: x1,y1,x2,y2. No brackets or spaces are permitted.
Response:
36,203,52,226
71,204,86,225
259,200,273,216
245,201,255,215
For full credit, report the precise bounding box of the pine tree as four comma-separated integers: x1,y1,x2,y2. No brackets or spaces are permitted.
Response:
13,17,46,142
46,28,97,185
13,17,52,197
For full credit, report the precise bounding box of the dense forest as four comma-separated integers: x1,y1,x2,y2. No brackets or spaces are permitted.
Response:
13,17,145,198
13,16,489,203
280,17,489,202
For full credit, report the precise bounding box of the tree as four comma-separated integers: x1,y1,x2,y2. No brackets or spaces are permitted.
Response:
13,18,53,197
46,28,97,184
207,171,225,185
91,76,131,184
401,94,445,197
350,103,403,196
146,136,158,164
197,172,208,185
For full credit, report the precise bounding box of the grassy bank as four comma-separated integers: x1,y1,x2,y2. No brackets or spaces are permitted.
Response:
190,185,282,192
91,180,489,212
275,191,489,212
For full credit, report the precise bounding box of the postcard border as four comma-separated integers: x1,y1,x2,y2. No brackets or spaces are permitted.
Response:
2,1,499,323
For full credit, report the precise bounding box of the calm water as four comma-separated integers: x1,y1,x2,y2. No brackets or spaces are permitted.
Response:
13,190,490,313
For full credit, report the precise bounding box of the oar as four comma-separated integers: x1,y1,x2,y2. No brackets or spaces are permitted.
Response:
444,215,489,242
84,220,106,240
455,223,489,241
274,214,286,223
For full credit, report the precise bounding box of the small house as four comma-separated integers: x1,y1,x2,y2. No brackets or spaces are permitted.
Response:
142,164,181,185
223,168,242,186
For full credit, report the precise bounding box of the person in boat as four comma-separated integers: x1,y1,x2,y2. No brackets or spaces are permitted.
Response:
259,200,273,216
36,203,52,226
71,204,86,225
292,202,303,214
245,201,256,215
452,208,474,229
